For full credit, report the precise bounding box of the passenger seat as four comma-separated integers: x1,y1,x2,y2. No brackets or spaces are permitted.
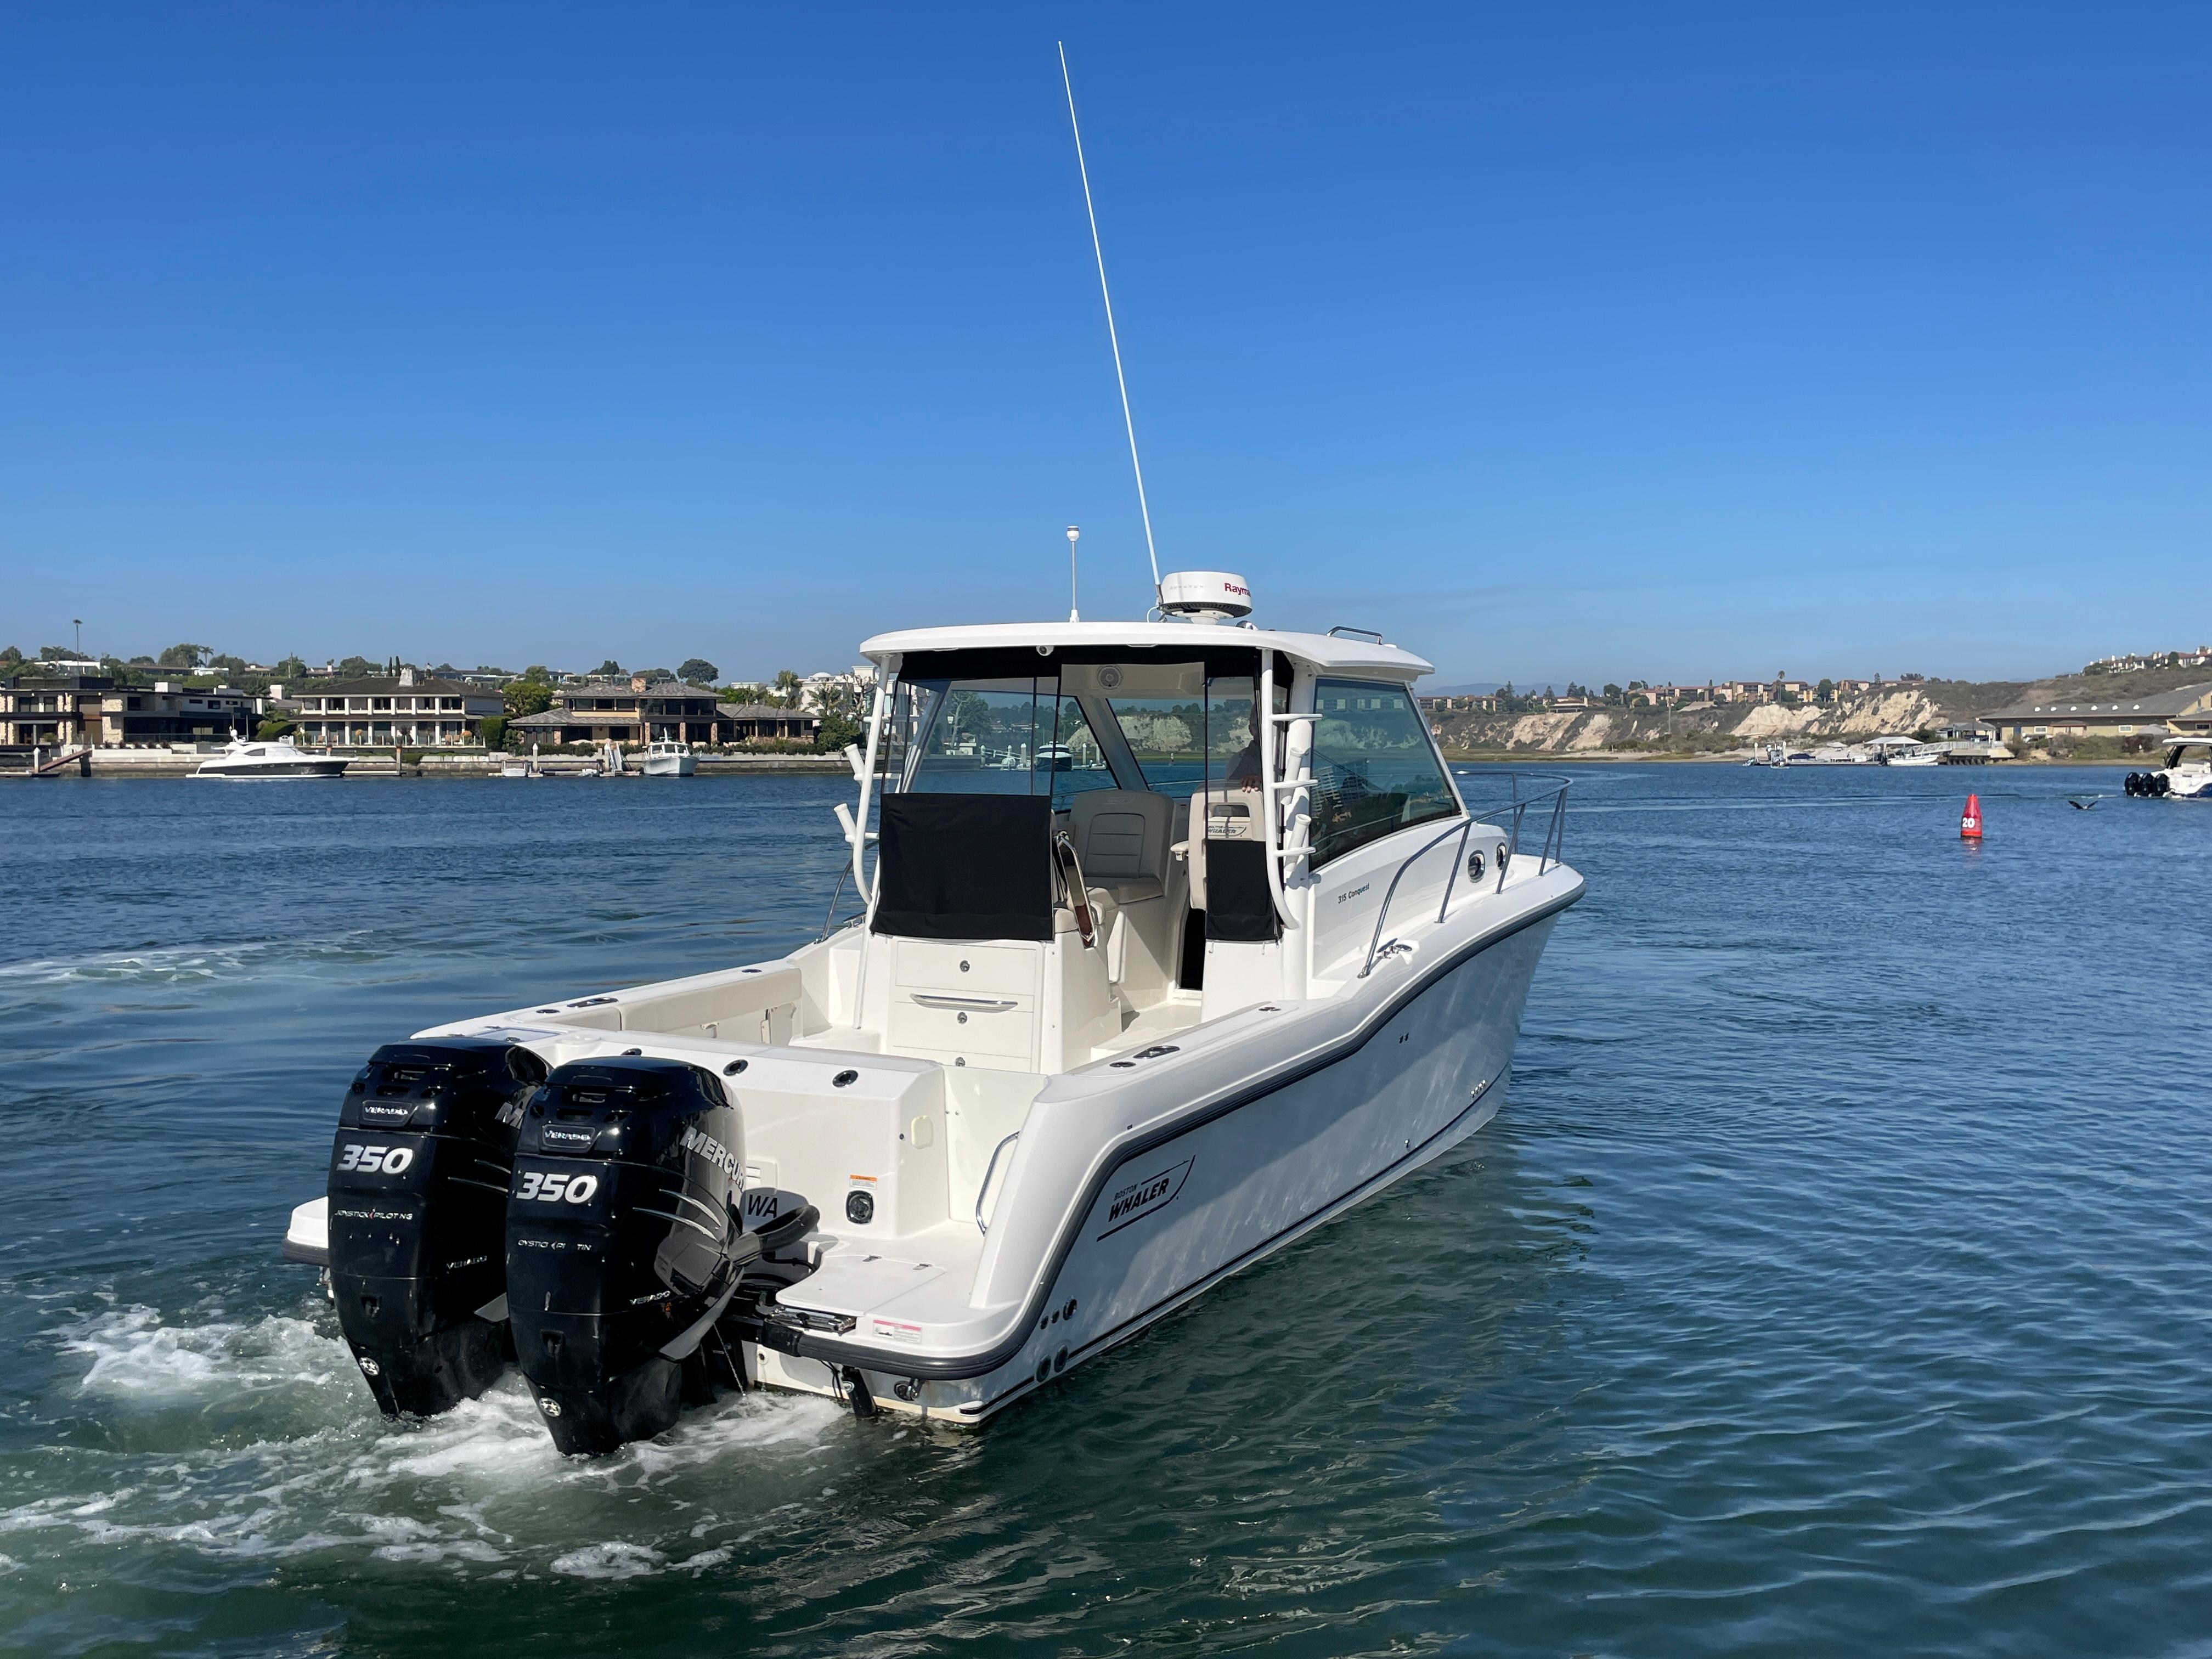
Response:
1069,789,1172,905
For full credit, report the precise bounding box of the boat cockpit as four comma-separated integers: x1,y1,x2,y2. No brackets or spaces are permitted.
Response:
452,623,1521,1080
812,628,1471,1071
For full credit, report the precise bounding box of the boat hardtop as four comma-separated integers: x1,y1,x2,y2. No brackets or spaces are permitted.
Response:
859,618,1433,677
282,578,1581,1451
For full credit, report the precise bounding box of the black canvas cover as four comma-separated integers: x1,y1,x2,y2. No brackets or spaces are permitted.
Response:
1204,838,1282,943
873,794,1054,941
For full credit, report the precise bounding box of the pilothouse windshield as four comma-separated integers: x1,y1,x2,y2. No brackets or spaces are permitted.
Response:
883,652,1288,810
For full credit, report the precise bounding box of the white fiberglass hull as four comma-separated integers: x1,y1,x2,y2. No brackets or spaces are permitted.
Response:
192,759,349,778
642,755,697,777
749,873,1576,1423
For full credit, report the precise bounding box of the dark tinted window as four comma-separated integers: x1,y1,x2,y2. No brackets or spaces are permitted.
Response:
1307,680,1459,867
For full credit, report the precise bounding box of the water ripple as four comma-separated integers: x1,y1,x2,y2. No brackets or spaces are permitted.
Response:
1,770,2208,1656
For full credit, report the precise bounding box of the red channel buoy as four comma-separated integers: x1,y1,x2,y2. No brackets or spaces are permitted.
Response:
1960,793,1983,839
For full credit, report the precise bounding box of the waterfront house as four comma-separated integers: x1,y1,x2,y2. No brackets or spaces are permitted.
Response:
102,681,261,744
1,670,114,747
505,674,725,747
288,668,501,748
795,666,877,712
716,702,821,743
504,685,819,748
1982,682,2212,744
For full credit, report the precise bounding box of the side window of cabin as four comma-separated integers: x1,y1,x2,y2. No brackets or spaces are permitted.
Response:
1307,680,1458,867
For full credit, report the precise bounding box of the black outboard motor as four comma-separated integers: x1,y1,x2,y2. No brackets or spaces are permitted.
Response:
507,1057,759,1455
328,1038,545,1415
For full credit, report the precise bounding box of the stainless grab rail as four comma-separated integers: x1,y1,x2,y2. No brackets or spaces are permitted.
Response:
975,1132,1021,1235
1327,625,1386,643
1358,773,1571,978
819,864,867,940
1358,818,1477,978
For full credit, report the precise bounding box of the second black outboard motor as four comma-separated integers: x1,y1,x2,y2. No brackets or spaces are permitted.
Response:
328,1037,545,1415
507,1057,759,1455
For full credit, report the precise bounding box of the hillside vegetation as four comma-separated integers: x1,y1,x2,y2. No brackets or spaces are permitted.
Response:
1430,667,2211,758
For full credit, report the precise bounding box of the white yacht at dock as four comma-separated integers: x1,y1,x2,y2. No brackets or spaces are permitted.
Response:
280,572,1582,1450
641,740,697,777
191,737,349,779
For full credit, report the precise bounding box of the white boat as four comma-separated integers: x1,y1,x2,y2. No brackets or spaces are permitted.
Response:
2126,737,2212,799
278,580,1581,1449
499,759,537,779
191,737,348,780
641,740,697,777
1866,734,1939,766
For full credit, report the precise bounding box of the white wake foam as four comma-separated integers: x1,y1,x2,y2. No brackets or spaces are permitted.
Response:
550,1541,665,1579
14,1306,859,1581
63,1307,346,1397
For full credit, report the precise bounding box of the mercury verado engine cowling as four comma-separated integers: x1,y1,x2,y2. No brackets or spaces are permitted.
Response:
328,1037,545,1415
507,1057,760,1455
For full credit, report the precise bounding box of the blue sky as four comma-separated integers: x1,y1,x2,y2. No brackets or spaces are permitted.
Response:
3,3,2207,687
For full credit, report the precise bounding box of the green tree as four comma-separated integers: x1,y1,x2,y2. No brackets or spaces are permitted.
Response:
679,657,719,685
337,654,378,678
593,658,623,677
210,653,247,674
157,643,210,669
477,715,509,749
0,646,20,666
273,655,307,679
520,664,553,685
255,715,297,740
1815,678,1836,703
719,682,764,706
772,669,802,708
504,680,553,717
815,710,863,752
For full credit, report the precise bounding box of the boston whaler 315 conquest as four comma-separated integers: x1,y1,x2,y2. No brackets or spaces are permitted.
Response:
279,573,1581,1451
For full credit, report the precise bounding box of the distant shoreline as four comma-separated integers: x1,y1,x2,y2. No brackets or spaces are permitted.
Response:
1440,749,2136,766
9,754,851,780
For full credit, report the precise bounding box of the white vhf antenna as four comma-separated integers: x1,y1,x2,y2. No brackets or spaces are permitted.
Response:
1066,524,1081,621
1058,41,1161,607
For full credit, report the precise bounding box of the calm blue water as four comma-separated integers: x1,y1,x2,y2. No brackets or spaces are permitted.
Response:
2,766,2207,1658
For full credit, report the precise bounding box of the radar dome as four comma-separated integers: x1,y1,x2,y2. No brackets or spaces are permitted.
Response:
1157,571,1253,623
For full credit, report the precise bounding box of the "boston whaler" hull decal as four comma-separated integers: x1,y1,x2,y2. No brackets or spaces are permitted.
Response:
1096,1156,1194,1239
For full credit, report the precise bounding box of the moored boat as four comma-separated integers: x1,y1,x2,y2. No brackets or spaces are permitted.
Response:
191,738,349,780
641,740,697,777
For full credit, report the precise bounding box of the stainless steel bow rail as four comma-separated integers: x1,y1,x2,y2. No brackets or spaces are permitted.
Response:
1359,771,1571,978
